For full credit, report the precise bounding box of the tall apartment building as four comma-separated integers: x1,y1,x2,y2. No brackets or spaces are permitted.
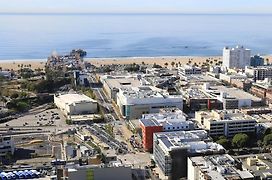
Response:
188,154,254,180
0,136,15,157
195,110,257,137
153,130,224,179
223,46,251,69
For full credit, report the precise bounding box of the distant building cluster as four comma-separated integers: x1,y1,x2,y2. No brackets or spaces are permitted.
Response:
46,49,86,71
4,44,272,180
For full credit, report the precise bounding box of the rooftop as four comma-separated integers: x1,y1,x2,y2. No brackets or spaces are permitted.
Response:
207,85,262,101
182,74,221,85
234,153,272,179
183,86,213,99
103,76,141,90
140,109,191,127
190,154,254,179
196,110,257,122
154,130,224,153
55,93,97,105
120,86,182,99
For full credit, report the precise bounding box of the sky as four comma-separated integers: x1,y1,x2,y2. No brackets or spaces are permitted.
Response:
0,0,272,14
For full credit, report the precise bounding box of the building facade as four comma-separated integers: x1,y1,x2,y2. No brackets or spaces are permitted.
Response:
223,46,251,69
250,55,264,67
250,79,272,104
246,66,272,81
195,110,257,137
188,154,254,180
0,136,15,157
54,93,98,116
139,109,194,152
153,130,224,179
116,86,183,119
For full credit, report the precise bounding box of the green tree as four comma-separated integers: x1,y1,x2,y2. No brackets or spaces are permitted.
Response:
264,128,271,136
164,62,168,67
232,133,249,150
216,136,230,149
16,101,30,112
263,133,272,146
171,61,175,67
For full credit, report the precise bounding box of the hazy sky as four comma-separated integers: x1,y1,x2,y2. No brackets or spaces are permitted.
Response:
1,0,271,14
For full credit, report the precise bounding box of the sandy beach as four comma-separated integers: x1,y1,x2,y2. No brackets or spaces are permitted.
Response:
0,59,46,71
86,56,224,67
0,56,272,71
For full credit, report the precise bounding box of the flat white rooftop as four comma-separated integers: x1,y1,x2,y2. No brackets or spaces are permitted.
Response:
190,154,254,179
154,130,224,153
55,93,97,105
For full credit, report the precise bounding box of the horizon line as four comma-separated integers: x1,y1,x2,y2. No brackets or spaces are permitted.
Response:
1,12,272,16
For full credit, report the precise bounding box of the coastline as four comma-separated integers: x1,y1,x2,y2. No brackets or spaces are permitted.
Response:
0,55,271,71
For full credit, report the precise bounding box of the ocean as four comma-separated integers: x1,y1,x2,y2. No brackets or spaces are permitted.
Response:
0,13,271,60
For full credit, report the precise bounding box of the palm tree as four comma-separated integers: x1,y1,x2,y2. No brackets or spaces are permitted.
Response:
171,61,175,67
164,62,168,67
266,58,270,65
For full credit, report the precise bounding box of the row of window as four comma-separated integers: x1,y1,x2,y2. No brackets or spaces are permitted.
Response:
164,126,189,130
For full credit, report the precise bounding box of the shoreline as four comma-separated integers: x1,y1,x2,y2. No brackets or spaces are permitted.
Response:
0,55,271,71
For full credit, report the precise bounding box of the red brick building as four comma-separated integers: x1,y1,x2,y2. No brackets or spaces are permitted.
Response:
139,119,163,152
251,83,272,104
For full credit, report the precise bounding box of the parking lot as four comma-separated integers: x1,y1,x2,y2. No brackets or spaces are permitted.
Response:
0,108,70,133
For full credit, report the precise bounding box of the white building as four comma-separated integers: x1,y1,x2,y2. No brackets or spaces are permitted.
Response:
153,130,224,179
203,83,263,109
178,65,202,76
188,154,254,180
219,73,247,84
0,136,15,157
195,110,257,137
54,93,98,116
140,109,194,131
116,86,183,119
223,46,251,69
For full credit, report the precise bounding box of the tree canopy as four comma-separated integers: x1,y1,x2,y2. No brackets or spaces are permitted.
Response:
263,133,272,146
232,133,249,149
216,136,230,149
